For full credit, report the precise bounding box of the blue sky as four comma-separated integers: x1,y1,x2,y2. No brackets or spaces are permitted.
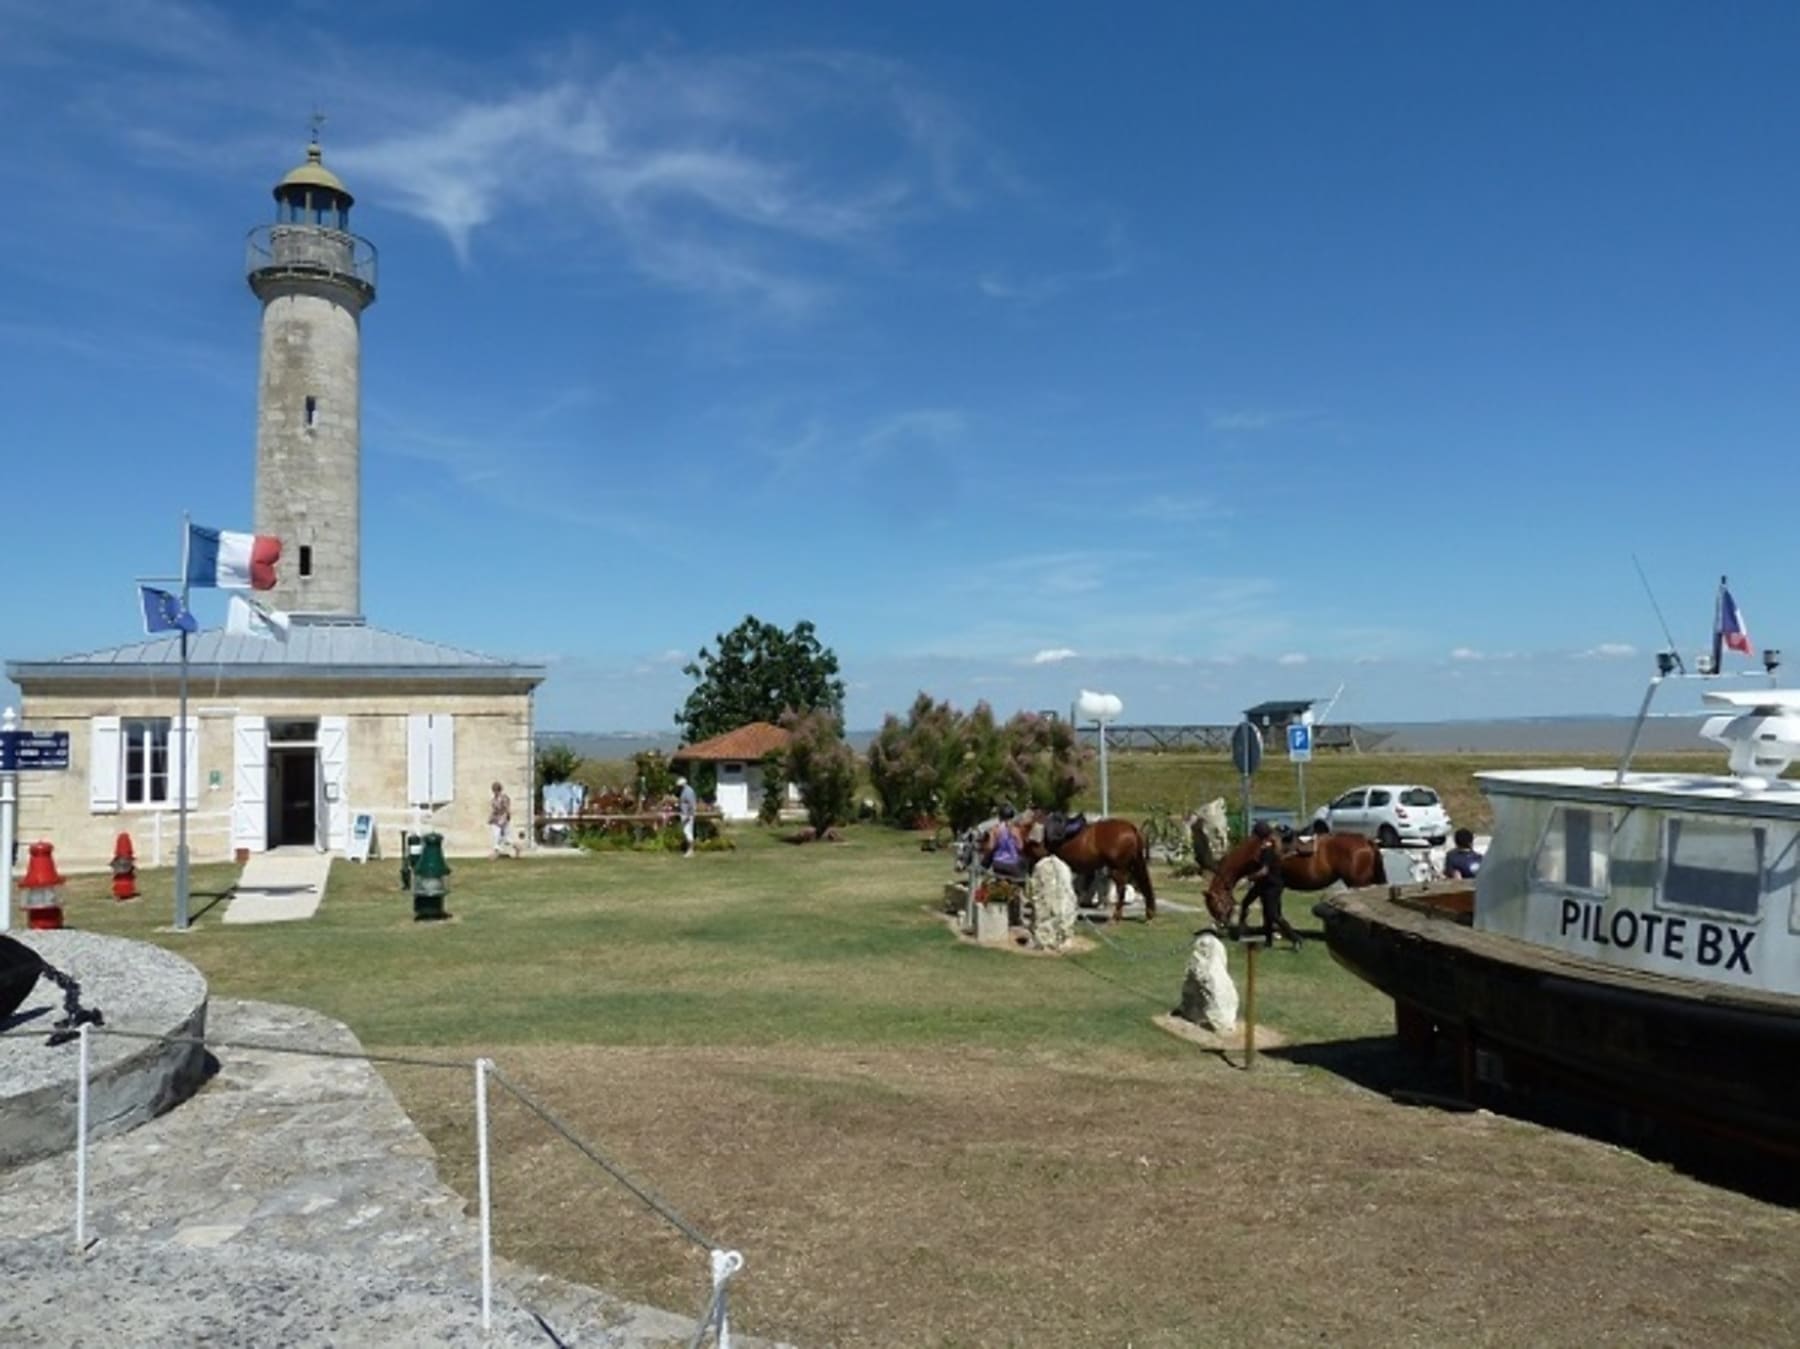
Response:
3,1,1798,732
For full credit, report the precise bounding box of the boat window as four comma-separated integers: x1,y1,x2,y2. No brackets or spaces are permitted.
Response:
1658,818,1763,919
1532,806,1611,894
1400,789,1438,807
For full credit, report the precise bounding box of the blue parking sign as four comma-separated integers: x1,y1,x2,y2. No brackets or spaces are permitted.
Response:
1286,723,1313,762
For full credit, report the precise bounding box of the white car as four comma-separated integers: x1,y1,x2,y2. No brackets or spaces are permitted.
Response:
1312,784,1450,847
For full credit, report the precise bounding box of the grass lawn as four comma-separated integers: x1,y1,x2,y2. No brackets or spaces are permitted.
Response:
55,750,1800,1347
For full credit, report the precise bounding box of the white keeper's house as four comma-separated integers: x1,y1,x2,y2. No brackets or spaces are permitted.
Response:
5,139,544,867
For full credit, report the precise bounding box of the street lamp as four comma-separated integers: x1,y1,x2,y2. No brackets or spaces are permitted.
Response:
1076,690,1123,817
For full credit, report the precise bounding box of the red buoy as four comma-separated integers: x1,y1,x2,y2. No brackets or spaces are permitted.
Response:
110,832,139,901
21,841,65,931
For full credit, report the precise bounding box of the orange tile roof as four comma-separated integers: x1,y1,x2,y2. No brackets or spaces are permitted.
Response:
672,721,792,762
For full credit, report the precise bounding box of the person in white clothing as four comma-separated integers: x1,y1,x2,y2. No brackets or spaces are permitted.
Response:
489,781,515,859
677,776,698,856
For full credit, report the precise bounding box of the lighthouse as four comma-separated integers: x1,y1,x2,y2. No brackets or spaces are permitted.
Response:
246,134,377,618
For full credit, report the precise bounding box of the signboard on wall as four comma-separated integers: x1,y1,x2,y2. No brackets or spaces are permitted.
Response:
348,812,377,863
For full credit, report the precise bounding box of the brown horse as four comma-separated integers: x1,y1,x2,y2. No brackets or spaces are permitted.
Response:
1022,814,1157,922
1202,832,1385,929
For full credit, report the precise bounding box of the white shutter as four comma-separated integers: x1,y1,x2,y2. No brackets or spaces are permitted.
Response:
319,715,349,852
231,716,267,852
429,713,455,804
178,716,200,809
89,716,122,813
407,713,432,806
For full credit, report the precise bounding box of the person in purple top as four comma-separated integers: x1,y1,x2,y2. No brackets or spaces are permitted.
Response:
983,803,1026,879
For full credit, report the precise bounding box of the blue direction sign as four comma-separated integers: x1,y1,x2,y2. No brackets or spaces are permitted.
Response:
1286,722,1313,763
0,731,71,772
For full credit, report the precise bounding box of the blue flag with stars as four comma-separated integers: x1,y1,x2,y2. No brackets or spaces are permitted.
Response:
140,586,197,635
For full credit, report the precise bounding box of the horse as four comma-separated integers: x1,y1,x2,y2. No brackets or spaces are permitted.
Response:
1201,831,1386,930
1021,813,1157,922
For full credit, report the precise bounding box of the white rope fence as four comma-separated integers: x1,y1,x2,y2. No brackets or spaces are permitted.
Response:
6,1022,744,1345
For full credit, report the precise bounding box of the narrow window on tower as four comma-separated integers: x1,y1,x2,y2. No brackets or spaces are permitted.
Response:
304,396,318,428
299,546,313,578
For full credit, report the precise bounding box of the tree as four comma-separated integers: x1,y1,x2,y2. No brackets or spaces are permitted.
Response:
675,616,846,744
535,743,582,786
781,709,858,832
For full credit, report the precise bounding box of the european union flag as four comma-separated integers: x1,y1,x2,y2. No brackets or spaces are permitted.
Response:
140,586,197,635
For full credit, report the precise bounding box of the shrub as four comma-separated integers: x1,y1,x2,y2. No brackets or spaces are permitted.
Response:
758,750,786,825
867,696,1091,831
781,709,859,833
633,750,676,801
868,694,961,825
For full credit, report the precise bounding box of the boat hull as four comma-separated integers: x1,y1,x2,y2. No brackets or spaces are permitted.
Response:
1318,888,1800,1157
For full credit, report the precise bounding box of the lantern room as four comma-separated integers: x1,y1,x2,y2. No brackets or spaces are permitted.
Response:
274,139,354,231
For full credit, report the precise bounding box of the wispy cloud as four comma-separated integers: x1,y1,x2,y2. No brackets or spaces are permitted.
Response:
1207,409,1315,434
977,218,1131,304
1575,642,1638,660
1131,493,1228,523
12,7,1000,316
1449,647,1486,662
1277,652,1309,666
1030,648,1078,665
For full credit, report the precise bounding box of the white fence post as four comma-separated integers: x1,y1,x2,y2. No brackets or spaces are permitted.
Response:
476,1057,493,1332
74,1022,90,1251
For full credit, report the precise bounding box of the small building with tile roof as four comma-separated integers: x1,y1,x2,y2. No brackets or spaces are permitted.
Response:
671,722,792,821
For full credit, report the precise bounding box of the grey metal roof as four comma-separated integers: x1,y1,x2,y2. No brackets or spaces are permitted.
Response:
1243,698,1316,718
7,620,545,686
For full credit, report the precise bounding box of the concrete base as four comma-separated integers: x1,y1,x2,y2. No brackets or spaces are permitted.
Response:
974,899,1011,945
0,931,208,1168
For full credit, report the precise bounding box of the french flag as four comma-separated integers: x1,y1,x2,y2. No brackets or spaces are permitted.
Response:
187,525,280,591
1718,584,1752,656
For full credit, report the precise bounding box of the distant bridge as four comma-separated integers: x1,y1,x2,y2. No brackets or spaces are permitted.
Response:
1074,723,1389,753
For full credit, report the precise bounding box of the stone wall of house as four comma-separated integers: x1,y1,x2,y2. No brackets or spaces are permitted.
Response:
15,681,533,868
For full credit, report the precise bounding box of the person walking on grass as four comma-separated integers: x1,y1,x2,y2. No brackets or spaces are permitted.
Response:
1241,820,1302,952
677,775,698,856
489,781,515,859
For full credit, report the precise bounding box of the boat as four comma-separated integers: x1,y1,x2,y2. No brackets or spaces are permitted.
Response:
1316,649,1800,1159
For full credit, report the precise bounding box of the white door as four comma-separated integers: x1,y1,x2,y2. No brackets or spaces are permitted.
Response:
319,716,349,853
718,782,749,819
232,716,268,852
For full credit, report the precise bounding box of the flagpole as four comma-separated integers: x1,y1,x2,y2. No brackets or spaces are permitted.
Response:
1710,575,1726,678
175,512,192,932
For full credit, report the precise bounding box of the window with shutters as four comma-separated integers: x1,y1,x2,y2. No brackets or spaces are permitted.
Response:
123,718,173,806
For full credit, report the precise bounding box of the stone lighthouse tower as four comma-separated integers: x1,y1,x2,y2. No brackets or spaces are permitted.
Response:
246,135,376,617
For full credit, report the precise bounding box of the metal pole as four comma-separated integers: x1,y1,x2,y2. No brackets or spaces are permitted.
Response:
0,706,15,933
475,1057,493,1332
1615,675,1664,785
1239,772,1252,844
1297,758,1307,822
1098,721,1110,817
75,1021,90,1250
1243,941,1259,1070
175,512,191,931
